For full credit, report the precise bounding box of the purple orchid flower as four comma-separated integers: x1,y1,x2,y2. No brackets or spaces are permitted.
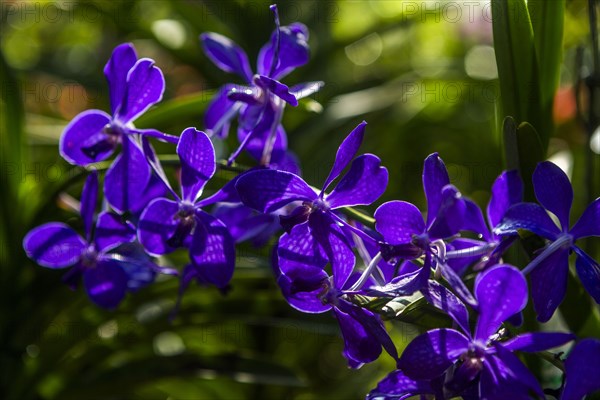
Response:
201,5,323,165
398,264,574,399
275,221,398,368
236,121,388,287
561,338,600,400
495,161,600,322
23,172,162,309
374,153,477,305
59,43,177,213
137,128,235,288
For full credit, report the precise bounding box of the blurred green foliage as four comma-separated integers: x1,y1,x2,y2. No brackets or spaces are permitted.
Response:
1,0,598,399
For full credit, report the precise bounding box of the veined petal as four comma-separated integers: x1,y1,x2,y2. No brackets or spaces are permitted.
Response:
190,210,235,288
80,171,98,241
115,58,165,123
200,32,254,82
257,22,310,80
94,211,136,253
59,109,113,165
422,153,450,227
104,136,152,214
533,161,573,231
487,170,523,230
253,75,298,106
309,210,355,289
494,202,561,240
83,259,128,309
23,223,85,268
573,246,600,304
422,280,470,335
570,198,600,239
177,128,216,202
104,43,137,115
374,201,425,245
205,84,239,138
398,328,469,380
562,339,600,400
502,332,574,353
278,221,327,274
427,185,466,240
474,264,528,341
236,169,317,213
289,81,324,100
531,247,570,322
322,121,366,192
326,154,388,209
137,198,180,256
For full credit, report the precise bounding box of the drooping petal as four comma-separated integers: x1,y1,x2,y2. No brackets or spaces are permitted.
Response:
83,259,128,309
333,307,382,367
309,210,355,289
502,332,575,353
115,58,165,123
487,170,523,230
198,173,243,206
137,198,180,256
494,202,561,240
257,22,310,80
131,128,179,144
94,211,136,253
366,266,429,298
212,203,277,244
562,339,600,400
59,109,113,165
80,171,98,241
253,75,298,106
422,153,450,227
366,369,438,400
106,242,160,291
23,223,85,268
530,247,570,322
200,32,254,82
438,262,477,308
176,128,216,202
235,169,317,213
474,264,528,341
239,117,287,162
570,197,600,239
205,84,239,138
422,280,470,335
322,121,366,192
189,210,235,288
480,344,545,400
462,199,490,240
104,43,137,115
374,201,425,245
326,154,388,209
289,81,324,100
533,161,573,231
573,246,600,304
140,136,177,198
104,136,152,214
427,185,466,240
398,328,469,380
277,262,330,314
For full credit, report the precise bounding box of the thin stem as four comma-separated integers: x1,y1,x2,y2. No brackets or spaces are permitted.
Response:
341,206,376,227
349,252,383,291
522,235,572,275
445,243,497,259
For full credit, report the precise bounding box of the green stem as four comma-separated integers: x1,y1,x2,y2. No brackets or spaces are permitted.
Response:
537,350,566,372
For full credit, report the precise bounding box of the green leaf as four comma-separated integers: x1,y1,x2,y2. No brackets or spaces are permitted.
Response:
528,0,565,148
503,119,544,201
492,0,543,144
135,92,211,130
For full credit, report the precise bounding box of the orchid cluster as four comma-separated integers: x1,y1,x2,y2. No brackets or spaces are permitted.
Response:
22,5,600,400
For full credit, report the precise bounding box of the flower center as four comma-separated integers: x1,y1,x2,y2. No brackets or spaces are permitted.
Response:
80,245,98,269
